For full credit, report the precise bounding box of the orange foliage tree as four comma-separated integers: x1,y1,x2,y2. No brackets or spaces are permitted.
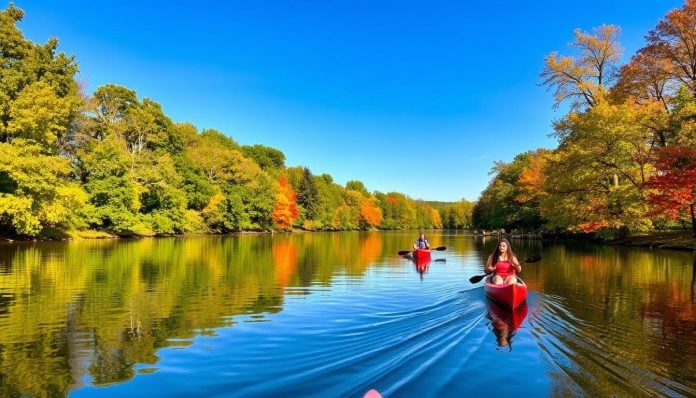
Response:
271,174,299,230
516,149,549,203
360,198,383,228
647,0,696,98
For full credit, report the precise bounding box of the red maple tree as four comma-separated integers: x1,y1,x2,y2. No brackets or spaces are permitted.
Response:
645,146,696,236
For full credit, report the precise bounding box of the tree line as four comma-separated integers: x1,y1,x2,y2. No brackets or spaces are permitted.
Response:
0,5,473,238
473,0,696,239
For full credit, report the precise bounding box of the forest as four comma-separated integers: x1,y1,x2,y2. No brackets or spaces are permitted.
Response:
8,1,696,241
473,0,696,239
0,4,473,238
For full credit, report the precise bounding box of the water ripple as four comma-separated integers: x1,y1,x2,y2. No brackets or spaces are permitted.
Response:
530,293,693,397
224,288,487,397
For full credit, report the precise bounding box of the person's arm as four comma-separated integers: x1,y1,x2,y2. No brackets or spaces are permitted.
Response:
485,255,495,273
512,256,521,273
425,240,430,249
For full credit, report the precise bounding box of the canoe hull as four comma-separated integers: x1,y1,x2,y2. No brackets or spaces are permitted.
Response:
484,276,528,309
412,248,431,261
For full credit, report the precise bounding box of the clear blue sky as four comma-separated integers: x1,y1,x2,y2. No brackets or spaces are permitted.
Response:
15,1,683,201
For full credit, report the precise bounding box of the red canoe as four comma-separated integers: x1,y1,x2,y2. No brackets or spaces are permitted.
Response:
412,248,431,261
484,276,528,309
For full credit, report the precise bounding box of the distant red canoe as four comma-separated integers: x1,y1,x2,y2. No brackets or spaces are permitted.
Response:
412,248,431,261
484,276,528,309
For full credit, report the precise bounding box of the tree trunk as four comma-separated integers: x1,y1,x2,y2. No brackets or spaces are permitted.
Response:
691,203,696,237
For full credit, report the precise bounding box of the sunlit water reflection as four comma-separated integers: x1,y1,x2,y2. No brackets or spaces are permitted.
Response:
0,231,693,397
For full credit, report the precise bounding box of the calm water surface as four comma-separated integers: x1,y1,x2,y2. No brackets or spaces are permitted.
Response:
0,231,694,397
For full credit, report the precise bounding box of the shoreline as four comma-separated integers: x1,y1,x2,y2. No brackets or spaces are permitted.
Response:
3,229,696,251
605,232,696,251
478,230,696,252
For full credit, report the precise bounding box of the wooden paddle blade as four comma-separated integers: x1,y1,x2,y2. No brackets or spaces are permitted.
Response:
469,274,487,284
433,246,447,251
398,250,412,256
523,253,542,263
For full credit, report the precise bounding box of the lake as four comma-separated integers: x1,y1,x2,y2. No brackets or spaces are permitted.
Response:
0,231,694,397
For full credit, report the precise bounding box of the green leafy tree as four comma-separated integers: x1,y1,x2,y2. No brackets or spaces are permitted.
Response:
7,81,80,149
428,200,473,229
346,180,369,196
134,153,187,234
376,192,417,229
241,144,286,171
0,5,80,146
297,167,319,222
473,152,545,231
79,136,140,232
141,98,184,155
0,5,85,236
176,157,216,211
88,84,138,135
313,174,345,230
0,140,87,235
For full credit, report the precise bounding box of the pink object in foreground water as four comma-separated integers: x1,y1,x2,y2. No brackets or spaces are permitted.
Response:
364,388,383,398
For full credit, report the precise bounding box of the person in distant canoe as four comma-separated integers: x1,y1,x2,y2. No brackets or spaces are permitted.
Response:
413,233,430,250
485,238,521,285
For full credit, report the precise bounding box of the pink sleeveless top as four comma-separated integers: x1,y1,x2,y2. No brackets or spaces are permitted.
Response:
495,260,515,277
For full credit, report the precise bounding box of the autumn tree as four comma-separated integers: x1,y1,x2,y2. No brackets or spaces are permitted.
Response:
359,196,383,229
473,151,545,231
542,99,654,234
645,146,696,236
376,192,417,230
541,25,622,110
271,174,299,230
613,45,674,109
647,0,696,98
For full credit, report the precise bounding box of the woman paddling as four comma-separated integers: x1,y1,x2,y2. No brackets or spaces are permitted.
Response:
413,233,430,250
485,238,521,285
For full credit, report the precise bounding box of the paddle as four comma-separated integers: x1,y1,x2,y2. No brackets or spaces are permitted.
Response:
468,253,542,284
398,246,447,256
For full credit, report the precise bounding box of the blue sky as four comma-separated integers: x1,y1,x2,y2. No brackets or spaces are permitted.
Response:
15,1,682,201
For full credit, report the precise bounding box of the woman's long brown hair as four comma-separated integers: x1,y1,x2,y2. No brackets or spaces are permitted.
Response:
492,238,516,265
